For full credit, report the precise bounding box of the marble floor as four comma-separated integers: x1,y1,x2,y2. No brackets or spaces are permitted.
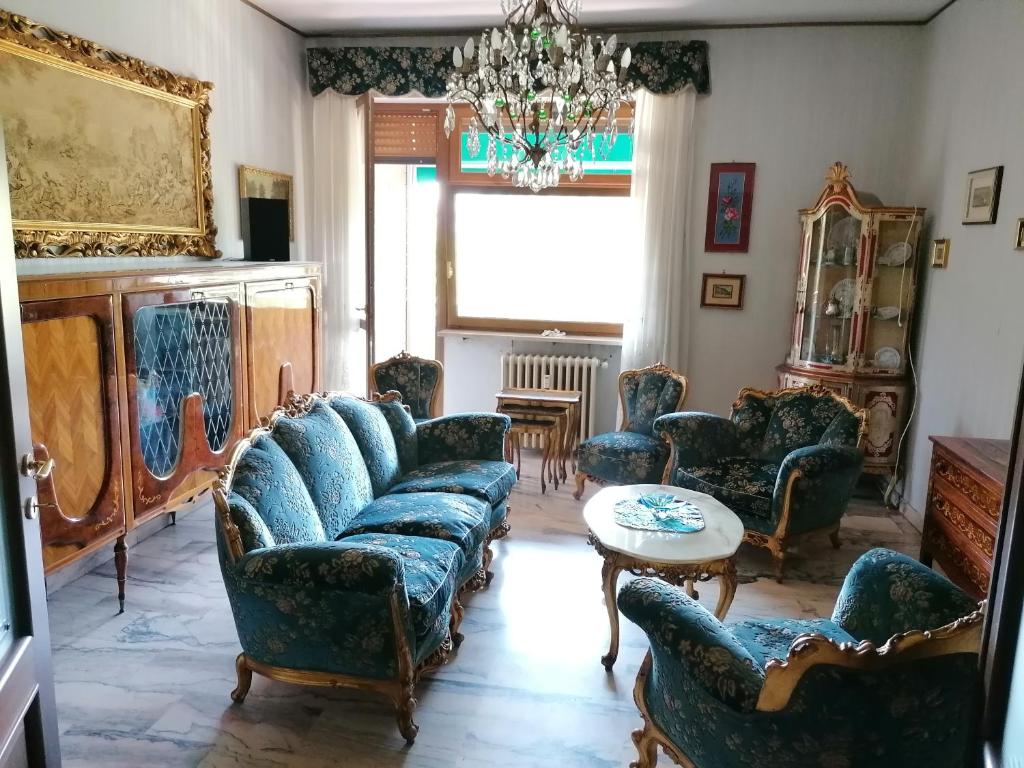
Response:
46,457,919,767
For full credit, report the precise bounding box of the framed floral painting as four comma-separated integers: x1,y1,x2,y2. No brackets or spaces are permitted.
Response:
704,163,756,252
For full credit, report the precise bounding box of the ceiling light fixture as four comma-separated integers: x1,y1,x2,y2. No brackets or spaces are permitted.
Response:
445,0,634,192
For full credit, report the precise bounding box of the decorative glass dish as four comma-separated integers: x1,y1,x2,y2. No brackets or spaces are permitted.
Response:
614,492,705,533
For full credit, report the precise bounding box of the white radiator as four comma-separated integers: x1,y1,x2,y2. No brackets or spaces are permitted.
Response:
499,353,600,446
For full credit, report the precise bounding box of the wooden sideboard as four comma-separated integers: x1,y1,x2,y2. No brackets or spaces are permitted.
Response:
920,436,1010,599
17,262,322,610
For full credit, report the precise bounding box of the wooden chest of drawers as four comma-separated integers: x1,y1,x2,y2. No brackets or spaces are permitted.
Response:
920,436,1009,599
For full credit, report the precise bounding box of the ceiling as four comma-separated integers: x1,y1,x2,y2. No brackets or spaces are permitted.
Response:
251,0,953,36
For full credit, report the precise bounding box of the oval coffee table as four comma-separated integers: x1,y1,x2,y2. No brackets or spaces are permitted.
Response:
583,484,744,670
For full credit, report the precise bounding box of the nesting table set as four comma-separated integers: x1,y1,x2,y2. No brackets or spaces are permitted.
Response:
496,387,582,494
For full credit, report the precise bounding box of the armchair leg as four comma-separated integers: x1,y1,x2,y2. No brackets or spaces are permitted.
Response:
829,529,841,549
773,550,786,583
231,653,253,703
573,471,587,501
394,682,419,744
630,723,660,768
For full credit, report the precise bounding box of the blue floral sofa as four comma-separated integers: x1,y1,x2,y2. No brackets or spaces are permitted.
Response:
212,391,515,742
573,362,688,500
620,549,985,768
370,351,443,422
655,385,867,580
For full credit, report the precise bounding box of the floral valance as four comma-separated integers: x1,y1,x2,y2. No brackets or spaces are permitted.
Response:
306,40,709,98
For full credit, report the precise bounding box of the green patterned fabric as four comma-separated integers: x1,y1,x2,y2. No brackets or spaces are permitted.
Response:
656,412,741,466
376,398,419,474
833,549,980,646
619,551,983,768
230,435,326,545
306,41,710,98
417,413,510,464
328,395,403,497
270,401,374,540
372,358,441,421
621,369,686,436
389,459,517,507
577,431,669,485
675,456,779,519
729,393,775,456
226,492,275,552
758,389,853,463
774,445,865,536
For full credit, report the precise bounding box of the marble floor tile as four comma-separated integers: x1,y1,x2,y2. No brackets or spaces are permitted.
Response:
46,454,919,767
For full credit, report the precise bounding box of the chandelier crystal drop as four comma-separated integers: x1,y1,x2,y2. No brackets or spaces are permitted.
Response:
445,0,634,192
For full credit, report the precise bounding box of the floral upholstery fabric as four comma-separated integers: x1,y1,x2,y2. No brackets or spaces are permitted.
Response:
270,401,374,540
226,492,275,551
619,550,983,768
674,456,779,520
488,500,509,534
389,460,517,507
344,492,489,584
578,431,670,485
417,413,510,464
832,548,981,646
375,398,419,474
621,370,686,436
328,395,403,497
758,389,854,463
372,358,441,421
230,435,326,545
655,413,741,467
729,392,776,456
775,445,865,536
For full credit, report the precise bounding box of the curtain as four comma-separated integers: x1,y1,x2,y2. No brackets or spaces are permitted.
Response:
312,90,367,392
621,87,697,374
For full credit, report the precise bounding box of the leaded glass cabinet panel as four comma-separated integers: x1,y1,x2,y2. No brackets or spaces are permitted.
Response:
779,163,924,495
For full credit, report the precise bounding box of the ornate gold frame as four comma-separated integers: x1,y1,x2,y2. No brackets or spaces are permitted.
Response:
238,165,294,241
368,351,444,419
211,390,499,742
628,601,985,767
0,10,217,258
574,362,689,500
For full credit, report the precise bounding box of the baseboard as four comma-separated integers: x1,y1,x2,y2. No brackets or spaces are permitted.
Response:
900,501,924,533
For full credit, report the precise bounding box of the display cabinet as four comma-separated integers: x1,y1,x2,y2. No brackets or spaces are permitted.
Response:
778,163,924,483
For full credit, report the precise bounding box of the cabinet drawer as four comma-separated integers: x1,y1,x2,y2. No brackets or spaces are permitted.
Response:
931,449,1002,528
926,483,996,560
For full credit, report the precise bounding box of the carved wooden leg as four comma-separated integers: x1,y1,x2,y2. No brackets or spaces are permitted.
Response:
714,559,738,620
684,578,699,600
829,529,841,549
773,549,786,584
450,598,466,648
231,653,253,703
539,436,549,495
630,723,660,768
573,471,587,501
169,510,177,525
600,559,623,670
395,682,419,744
114,535,128,614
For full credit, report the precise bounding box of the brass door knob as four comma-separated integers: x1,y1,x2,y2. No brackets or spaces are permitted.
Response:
20,454,55,480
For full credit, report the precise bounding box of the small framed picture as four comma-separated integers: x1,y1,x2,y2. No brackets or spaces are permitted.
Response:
701,273,745,309
1016,219,1024,250
931,238,950,268
962,166,1003,224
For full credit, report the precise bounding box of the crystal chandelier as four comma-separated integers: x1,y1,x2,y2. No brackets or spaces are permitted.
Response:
445,0,634,192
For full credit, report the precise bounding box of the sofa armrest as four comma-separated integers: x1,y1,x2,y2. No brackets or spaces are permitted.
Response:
235,541,404,596
831,548,981,645
416,413,510,463
619,577,764,711
655,412,741,473
771,444,864,533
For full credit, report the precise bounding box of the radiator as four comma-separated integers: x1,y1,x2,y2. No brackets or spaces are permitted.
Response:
499,353,600,447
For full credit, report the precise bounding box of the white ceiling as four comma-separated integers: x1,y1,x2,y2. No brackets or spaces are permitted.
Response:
252,0,952,36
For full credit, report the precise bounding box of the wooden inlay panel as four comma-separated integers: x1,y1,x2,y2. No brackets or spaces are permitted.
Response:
248,283,315,422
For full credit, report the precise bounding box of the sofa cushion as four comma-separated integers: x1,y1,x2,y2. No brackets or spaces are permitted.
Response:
675,456,779,520
375,398,418,473
270,400,374,540
577,431,669,485
730,618,856,669
344,492,489,581
231,435,326,544
328,396,403,497
758,390,847,463
226,492,275,551
388,460,517,507
337,532,463,644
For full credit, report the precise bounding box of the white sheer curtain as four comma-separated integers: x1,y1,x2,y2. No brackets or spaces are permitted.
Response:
312,90,366,392
621,87,697,373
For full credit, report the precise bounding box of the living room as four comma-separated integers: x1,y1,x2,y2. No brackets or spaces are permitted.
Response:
0,1,1023,766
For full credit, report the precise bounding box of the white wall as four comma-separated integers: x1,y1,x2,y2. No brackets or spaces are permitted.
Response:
901,0,1024,520
9,0,312,272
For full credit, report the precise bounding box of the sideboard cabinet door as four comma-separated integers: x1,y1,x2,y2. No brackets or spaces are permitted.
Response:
122,286,245,522
245,277,320,426
20,296,126,571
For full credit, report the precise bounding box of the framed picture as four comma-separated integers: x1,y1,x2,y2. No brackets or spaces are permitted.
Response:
931,238,950,268
962,166,1003,224
1016,219,1024,250
701,273,745,309
239,166,294,241
704,163,756,252
0,10,216,258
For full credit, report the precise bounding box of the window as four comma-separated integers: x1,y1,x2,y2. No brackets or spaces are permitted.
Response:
449,192,637,335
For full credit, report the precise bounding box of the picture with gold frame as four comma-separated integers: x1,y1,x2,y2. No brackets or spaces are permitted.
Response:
0,9,216,258
931,238,950,268
238,166,293,241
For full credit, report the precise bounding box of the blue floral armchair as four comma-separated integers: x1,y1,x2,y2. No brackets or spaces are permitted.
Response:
370,351,443,422
573,362,688,500
619,548,985,768
655,385,867,580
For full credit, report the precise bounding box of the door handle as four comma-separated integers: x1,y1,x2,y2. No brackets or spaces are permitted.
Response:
20,454,55,480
